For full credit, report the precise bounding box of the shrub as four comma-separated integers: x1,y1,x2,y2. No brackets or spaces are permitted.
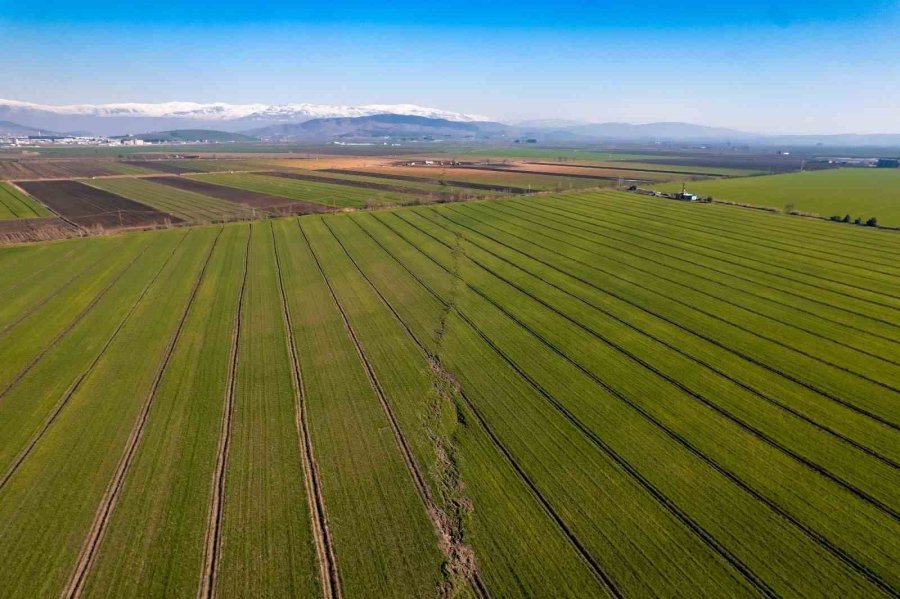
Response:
866,217,878,227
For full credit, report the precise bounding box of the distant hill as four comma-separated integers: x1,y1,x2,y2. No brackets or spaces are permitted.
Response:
0,120,61,137
116,129,258,142
247,114,509,141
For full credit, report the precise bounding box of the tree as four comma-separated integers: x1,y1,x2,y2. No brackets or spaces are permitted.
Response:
842,214,851,223
866,217,878,227
854,217,862,225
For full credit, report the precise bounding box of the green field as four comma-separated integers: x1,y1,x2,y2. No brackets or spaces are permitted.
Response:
189,172,416,208
656,168,900,226
85,177,254,223
0,189,899,597
0,182,51,219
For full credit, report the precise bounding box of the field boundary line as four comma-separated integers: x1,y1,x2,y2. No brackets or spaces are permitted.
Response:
272,221,342,599
307,219,488,599
378,211,899,596
0,237,158,403
343,214,635,599
0,231,191,492
548,195,900,308
197,225,252,599
472,202,900,431
431,207,900,469
65,228,223,598
501,197,900,335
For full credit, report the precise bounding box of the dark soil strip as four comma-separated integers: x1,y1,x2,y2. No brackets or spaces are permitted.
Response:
151,176,331,216
0,216,79,243
526,161,732,177
271,222,342,599
338,216,623,599
0,238,157,402
554,194,900,307
427,207,900,471
262,170,430,195
65,229,222,599
199,226,251,599
0,231,190,491
377,212,897,596
18,180,182,229
468,202,900,433
307,220,487,599
492,199,900,344
126,161,197,175
323,169,531,194
495,200,900,396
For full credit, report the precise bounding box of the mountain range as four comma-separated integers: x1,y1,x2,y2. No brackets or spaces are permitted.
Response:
2,99,900,147
0,99,486,136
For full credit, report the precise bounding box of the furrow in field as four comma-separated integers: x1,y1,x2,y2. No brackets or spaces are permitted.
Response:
589,191,900,277
412,207,900,514
326,215,634,598
198,226,251,599
355,213,781,597
270,222,341,599
487,197,900,351
0,228,216,597
504,196,900,334
422,206,900,472
285,218,444,597
373,210,900,594
65,228,223,598
73,226,246,598
212,223,321,597
308,217,491,598
548,194,900,309
476,201,900,427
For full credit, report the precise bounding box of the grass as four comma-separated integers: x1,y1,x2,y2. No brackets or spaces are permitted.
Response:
0,228,216,596
189,172,415,208
79,225,247,597
1,186,899,596
215,223,321,597
86,177,254,223
654,168,900,226
0,182,50,219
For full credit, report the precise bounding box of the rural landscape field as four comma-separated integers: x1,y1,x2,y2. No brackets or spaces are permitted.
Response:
3,0,900,595
1,142,899,596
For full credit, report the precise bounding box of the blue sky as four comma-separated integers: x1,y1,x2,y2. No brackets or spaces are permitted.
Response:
1,0,898,133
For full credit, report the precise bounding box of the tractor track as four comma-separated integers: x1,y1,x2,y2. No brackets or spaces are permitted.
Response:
473,201,900,430
429,206,900,470
338,216,624,599
272,222,342,599
64,228,223,598
198,225,252,599
375,211,899,597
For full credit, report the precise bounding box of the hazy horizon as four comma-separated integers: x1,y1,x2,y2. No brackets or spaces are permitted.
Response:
1,0,898,135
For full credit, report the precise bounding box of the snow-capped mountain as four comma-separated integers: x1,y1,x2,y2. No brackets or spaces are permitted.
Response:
0,98,488,136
